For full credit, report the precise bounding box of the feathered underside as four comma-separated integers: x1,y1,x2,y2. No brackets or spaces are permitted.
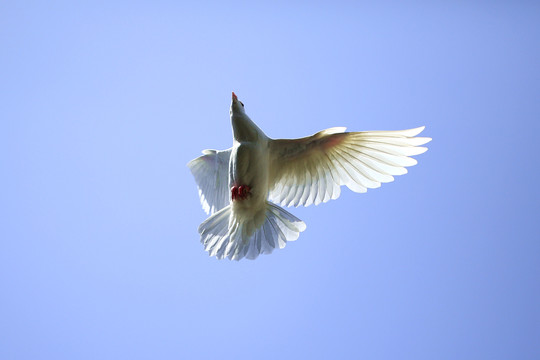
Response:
188,115,431,261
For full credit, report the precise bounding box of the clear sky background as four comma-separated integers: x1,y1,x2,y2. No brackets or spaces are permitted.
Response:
1,1,539,359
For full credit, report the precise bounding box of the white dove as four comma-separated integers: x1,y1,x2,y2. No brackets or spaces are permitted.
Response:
188,92,431,260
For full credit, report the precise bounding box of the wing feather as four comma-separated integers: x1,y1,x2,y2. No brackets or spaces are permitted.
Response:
268,126,431,207
187,148,231,214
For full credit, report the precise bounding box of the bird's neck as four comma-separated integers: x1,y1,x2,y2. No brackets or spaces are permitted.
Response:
231,113,264,142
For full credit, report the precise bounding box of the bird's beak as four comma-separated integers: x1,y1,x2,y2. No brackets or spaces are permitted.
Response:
232,92,238,101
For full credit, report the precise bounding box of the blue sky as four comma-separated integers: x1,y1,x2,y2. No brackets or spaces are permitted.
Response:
1,1,539,359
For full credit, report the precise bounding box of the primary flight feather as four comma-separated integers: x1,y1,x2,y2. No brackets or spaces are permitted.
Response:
188,92,431,260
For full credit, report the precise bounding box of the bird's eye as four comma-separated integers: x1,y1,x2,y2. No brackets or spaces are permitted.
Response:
240,101,244,107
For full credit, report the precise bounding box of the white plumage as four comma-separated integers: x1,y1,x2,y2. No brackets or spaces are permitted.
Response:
188,93,431,260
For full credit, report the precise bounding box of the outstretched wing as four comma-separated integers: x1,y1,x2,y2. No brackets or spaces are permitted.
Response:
268,126,431,207
187,149,231,214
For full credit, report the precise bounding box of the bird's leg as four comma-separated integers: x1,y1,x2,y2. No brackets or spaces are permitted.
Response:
231,186,239,201
231,185,251,201
238,185,251,199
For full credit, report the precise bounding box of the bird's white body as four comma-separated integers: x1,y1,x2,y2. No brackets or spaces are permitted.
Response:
228,99,270,237
188,93,431,260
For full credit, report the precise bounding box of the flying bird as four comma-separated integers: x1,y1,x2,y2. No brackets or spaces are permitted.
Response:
188,92,431,260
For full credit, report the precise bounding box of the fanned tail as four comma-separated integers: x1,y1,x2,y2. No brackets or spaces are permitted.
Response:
198,202,306,261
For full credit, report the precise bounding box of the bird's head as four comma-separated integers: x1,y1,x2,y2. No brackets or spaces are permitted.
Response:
230,92,246,115
229,92,266,142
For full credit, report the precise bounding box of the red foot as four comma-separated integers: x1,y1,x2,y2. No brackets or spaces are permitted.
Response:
231,185,251,201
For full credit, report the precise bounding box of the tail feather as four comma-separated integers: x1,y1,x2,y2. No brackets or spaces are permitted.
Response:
198,206,230,249
198,202,306,260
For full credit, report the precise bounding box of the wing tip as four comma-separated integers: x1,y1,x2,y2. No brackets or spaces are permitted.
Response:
407,126,427,137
